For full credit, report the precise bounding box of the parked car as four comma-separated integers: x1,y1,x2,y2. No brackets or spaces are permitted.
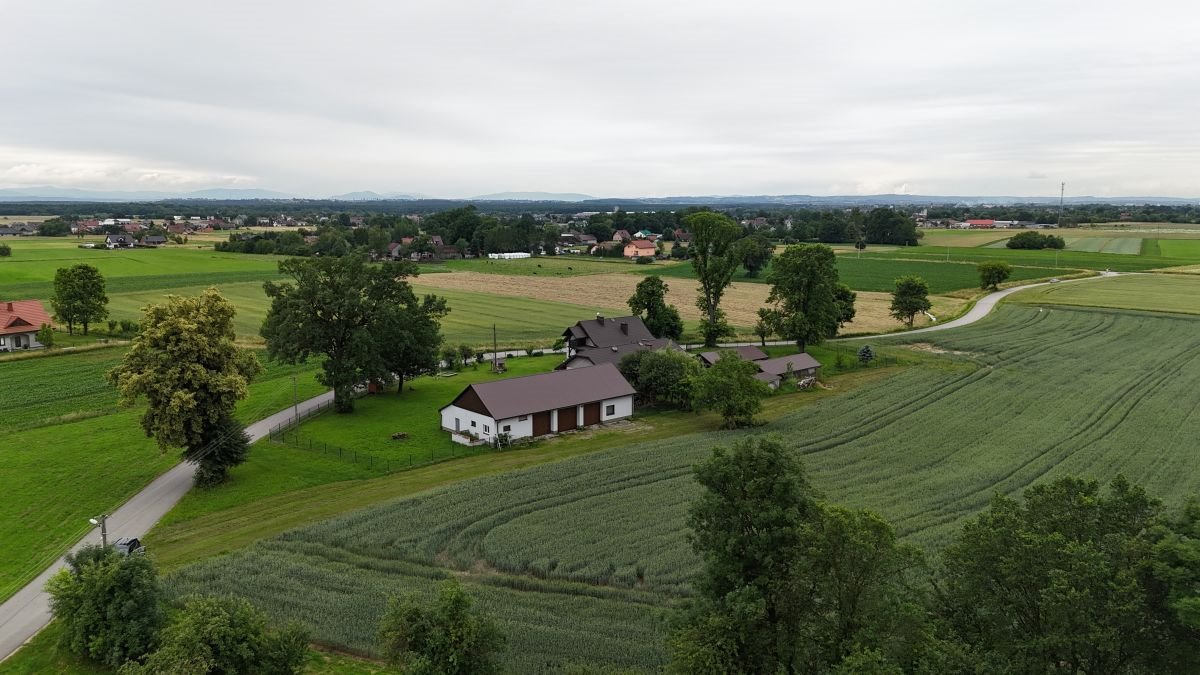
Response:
112,537,145,556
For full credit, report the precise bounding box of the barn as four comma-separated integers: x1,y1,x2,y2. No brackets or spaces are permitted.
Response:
439,363,636,445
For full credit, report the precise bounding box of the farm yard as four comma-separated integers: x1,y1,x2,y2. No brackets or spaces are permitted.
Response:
159,302,1200,672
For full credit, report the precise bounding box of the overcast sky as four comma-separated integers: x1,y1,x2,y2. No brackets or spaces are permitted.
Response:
2,1,1198,198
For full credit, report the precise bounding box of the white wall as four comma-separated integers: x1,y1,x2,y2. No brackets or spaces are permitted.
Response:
496,415,534,440
601,395,634,421
440,406,498,444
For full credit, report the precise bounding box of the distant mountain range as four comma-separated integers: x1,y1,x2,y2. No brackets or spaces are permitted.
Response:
326,190,425,201
1,185,1198,206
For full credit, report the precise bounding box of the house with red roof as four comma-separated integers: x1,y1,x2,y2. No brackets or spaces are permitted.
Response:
623,239,657,258
0,300,53,351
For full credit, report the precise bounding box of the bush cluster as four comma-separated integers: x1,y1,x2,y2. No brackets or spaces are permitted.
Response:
1006,230,1066,249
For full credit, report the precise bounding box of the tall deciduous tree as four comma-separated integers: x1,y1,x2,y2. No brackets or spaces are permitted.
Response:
379,578,505,675
261,255,446,412
939,476,1200,674
763,244,848,351
670,439,930,674
863,209,918,245
977,261,1012,290
734,234,774,278
108,289,261,486
889,275,932,327
46,545,164,669
685,212,742,346
691,352,770,428
627,275,684,341
50,263,109,335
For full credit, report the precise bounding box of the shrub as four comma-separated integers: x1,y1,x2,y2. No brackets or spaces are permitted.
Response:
126,595,307,675
621,348,701,409
46,545,164,668
379,578,505,675
634,256,654,265
36,323,54,348
0,243,11,257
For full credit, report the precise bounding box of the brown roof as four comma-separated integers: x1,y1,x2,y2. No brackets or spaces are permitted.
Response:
563,315,655,349
0,300,52,336
698,345,769,366
626,239,656,250
756,353,821,377
556,338,676,369
441,363,635,420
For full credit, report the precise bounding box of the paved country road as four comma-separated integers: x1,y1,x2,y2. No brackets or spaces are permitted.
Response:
0,271,1118,662
0,390,335,662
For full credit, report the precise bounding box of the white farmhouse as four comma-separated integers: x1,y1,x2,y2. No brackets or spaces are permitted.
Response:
439,363,635,445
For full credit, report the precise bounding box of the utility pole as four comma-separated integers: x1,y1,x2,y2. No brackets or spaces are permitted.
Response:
492,323,498,372
89,514,108,547
292,373,298,425
1058,181,1065,228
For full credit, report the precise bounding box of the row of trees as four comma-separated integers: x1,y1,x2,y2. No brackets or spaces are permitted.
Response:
670,437,1200,674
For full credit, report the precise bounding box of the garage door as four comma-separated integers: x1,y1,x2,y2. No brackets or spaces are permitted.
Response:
583,402,601,426
532,411,552,436
557,406,577,431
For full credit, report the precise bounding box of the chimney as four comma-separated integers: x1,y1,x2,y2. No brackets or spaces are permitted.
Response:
596,313,604,324
620,321,628,335
5,302,11,312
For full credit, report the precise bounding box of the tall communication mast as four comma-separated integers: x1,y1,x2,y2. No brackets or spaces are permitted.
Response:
1057,182,1065,227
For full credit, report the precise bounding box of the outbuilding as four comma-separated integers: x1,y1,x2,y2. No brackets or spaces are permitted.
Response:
439,363,636,445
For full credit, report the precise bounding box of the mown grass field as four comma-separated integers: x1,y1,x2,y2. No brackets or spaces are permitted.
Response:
647,254,1061,294
0,348,325,603
158,304,1200,672
1013,273,1200,315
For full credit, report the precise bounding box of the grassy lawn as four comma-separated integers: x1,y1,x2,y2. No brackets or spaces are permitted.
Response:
0,348,324,604
1011,273,1200,315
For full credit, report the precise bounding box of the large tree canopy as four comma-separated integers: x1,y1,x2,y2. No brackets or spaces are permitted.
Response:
685,212,742,346
107,288,261,485
50,263,108,335
939,476,1200,674
627,275,684,341
763,244,850,351
863,209,918,246
889,275,932,328
261,255,446,412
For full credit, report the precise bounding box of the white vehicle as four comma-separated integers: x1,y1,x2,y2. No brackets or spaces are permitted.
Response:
79,243,96,249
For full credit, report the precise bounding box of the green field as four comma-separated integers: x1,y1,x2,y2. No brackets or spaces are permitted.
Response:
1013,273,1200,315
0,348,325,603
161,304,1200,671
0,237,286,299
437,256,635,276
649,254,1062,293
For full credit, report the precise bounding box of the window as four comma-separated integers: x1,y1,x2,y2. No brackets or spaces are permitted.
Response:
605,404,616,416
484,425,490,433
518,415,528,421
503,425,511,432
470,420,476,428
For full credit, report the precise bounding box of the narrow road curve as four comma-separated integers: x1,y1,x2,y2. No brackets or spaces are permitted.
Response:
0,391,334,662
0,271,1119,662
